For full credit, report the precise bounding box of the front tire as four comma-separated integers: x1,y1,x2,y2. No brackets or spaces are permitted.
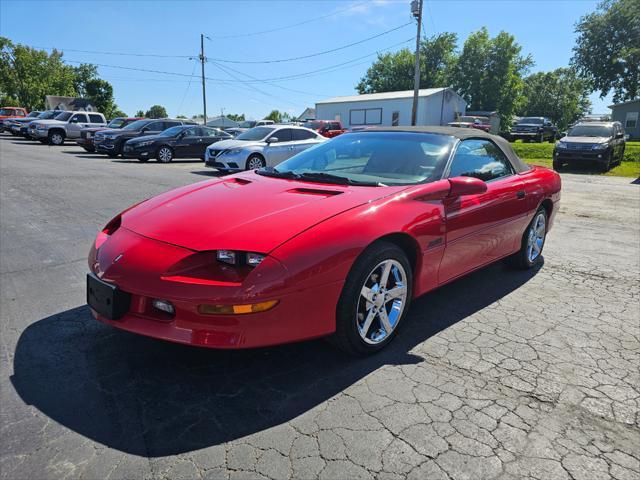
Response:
330,241,413,356
509,208,547,270
552,159,563,171
246,154,265,170
157,146,173,163
48,131,65,146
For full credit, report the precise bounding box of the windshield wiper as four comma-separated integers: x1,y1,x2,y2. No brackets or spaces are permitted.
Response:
256,166,301,179
299,172,382,187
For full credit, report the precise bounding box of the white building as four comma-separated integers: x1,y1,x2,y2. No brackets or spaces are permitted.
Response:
315,88,466,128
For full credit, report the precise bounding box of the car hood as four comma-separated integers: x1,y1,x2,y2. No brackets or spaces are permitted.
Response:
12,117,37,123
561,136,610,144
514,123,543,128
127,134,165,144
32,119,65,126
121,172,407,253
207,138,263,149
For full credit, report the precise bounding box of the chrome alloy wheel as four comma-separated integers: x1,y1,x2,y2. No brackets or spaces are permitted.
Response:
527,211,546,262
357,259,408,345
247,156,264,169
158,147,173,162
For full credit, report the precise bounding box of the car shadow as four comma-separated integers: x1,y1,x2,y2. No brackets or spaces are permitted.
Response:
11,260,542,457
110,159,205,164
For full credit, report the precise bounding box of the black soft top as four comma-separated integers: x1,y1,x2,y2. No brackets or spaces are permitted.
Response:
357,126,531,174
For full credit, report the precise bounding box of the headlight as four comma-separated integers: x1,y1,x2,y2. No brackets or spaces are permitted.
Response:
556,142,567,149
36,125,46,130
221,149,241,156
137,140,154,147
592,143,607,150
216,250,266,267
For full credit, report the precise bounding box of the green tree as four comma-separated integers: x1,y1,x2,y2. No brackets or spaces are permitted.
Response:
520,68,592,130
227,113,245,121
356,33,458,94
135,110,145,117
85,78,116,117
265,109,282,122
0,37,77,110
572,0,639,102
452,28,533,129
111,109,127,118
145,105,168,118
176,115,187,119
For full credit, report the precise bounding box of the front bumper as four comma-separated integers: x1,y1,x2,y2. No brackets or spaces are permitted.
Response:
122,144,154,159
88,228,340,349
511,131,542,138
30,128,48,139
204,151,243,171
554,147,610,164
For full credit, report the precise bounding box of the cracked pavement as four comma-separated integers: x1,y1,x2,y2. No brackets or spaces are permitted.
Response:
1,136,639,479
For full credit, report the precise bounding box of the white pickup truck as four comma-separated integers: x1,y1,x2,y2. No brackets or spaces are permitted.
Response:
29,111,107,145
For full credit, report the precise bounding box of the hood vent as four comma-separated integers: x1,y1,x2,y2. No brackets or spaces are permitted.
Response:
287,187,343,197
223,177,252,187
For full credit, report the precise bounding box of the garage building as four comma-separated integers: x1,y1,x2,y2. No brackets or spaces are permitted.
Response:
609,99,639,140
315,88,466,129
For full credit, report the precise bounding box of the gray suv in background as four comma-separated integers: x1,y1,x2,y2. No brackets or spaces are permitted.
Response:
553,121,626,171
29,111,107,145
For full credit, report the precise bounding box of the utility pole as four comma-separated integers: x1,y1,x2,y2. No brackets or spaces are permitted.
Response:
200,33,207,124
410,0,423,126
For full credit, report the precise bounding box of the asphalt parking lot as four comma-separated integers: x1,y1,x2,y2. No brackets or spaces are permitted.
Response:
1,135,639,480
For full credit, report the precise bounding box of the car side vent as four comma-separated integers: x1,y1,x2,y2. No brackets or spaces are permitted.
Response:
287,187,343,197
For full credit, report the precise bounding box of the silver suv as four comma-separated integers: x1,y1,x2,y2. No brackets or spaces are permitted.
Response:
29,111,107,145
205,125,325,171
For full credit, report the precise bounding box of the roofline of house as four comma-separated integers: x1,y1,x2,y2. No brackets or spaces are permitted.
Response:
608,98,640,108
316,87,459,105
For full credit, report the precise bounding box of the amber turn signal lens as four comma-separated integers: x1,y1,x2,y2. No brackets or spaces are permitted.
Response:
198,300,279,315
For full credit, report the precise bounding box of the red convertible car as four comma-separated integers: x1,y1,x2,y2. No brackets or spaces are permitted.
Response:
88,127,560,355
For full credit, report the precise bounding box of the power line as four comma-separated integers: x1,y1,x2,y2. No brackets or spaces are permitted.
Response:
206,38,413,83
206,22,413,64
30,46,192,58
177,60,198,115
63,37,412,86
210,1,369,38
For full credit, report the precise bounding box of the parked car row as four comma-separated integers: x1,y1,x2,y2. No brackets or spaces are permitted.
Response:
3,108,328,167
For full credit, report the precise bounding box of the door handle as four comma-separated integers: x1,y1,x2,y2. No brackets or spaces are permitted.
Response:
516,190,526,199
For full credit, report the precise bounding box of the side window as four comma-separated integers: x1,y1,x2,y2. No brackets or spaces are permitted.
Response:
200,127,220,136
17,110,25,117
183,127,198,137
165,121,180,129
293,129,317,141
70,113,88,123
147,122,163,132
271,129,292,142
448,139,515,182
89,114,103,123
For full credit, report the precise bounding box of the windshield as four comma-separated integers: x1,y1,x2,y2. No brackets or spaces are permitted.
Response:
122,119,149,131
236,126,275,141
238,121,256,128
265,132,454,186
38,111,59,119
54,112,72,121
0,109,14,116
518,117,544,125
107,118,126,128
159,126,184,137
568,125,613,137
27,111,40,118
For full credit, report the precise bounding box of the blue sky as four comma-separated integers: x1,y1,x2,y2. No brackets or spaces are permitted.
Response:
1,0,610,120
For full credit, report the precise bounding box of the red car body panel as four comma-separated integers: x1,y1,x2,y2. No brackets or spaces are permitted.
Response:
88,165,560,349
0,107,28,120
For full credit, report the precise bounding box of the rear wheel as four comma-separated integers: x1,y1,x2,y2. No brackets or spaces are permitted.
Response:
330,241,413,356
552,159,563,171
245,154,265,170
509,208,547,270
157,146,173,163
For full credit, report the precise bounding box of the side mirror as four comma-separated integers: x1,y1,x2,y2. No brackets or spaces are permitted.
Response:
616,132,624,139
448,176,488,198
266,136,278,143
